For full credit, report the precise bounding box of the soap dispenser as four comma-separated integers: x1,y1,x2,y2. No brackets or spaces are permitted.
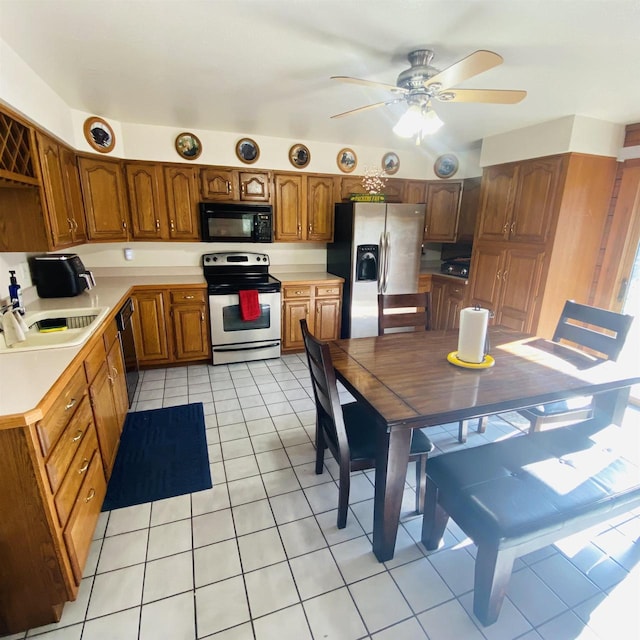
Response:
8,270,24,314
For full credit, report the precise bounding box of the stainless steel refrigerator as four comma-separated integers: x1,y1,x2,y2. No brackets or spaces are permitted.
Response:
327,202,426,338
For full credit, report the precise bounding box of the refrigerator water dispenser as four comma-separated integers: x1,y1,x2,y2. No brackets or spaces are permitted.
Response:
356,245,379,281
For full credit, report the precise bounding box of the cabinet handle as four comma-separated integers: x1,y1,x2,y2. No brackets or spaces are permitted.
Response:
72,429,83,442
65,398,78,411
502,221,509,233
67,217,73,231
510,221,516,235
155,219,161,230
496,270,502,280
112,366,118,378
107,374,114,385
226,181,231,193
424,224,429,235
122,220,127,230
308,224,313,233
85,488,96,503
72,218,79,231
170,219,175,230
184,295,195,299
201,312,205,322
503,270,508,281
241,184,245,194
295,290,304,295
78,459,89,474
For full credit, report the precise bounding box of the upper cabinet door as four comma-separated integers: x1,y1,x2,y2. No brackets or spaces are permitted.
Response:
404,181,427,204
509,156,564,244
424,181,462,242
456,177,481,243
78,157,130,241
238,171,270,202
384,179,405,203
274,173,304,241
126,162,168,239
476,164,518,242
59,146,87,244
200,167,237,200
164,166,199,240
307,175,334,242
36,133,74,248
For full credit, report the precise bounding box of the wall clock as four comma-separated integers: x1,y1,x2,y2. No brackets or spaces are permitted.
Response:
434,154,459,179
83,116,115,153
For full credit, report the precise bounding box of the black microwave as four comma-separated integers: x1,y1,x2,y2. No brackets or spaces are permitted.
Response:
199,202,273,243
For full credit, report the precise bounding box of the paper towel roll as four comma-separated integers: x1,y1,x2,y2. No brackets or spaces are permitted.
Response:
457,307,489,364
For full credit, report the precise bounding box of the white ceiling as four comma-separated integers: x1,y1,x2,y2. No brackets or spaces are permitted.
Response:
1,0,639,153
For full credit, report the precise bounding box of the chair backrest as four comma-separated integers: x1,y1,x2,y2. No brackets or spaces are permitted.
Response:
300,319,349,462
378,292,432,336
552,300,634,361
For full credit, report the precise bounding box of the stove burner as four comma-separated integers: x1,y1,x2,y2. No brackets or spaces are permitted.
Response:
440,257,471,278
203,252,281,294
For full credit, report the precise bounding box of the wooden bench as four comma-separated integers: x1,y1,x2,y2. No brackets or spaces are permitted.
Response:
421,418,640,626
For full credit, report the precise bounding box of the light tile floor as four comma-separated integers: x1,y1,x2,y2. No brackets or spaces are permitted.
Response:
11,355,640,640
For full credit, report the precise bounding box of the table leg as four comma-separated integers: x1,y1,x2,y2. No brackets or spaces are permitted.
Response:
372,426,412,562
593,387,630,426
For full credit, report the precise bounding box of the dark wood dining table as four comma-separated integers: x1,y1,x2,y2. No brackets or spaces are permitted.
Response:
329,326,640,562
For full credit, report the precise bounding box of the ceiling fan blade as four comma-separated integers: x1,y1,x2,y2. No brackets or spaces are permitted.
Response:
424,50,503,91
436,88,527,104
331,76,407,94
330,99,403,119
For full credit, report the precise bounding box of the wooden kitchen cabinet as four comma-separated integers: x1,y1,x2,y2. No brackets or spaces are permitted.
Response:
456,177,481,243
0,360,107,634
404,180,427,204
201,166,271,202
281,280,343,352
468,244,546,333
163,165,200,240
274,172,335,242
132,289,172,364
125,161,169,239
423,181,462,242
476,156,564,244
170,289,210,361
78,156,130,241
133,287,210,366
430,275,468,330
36,133,87,248
469,152,617,338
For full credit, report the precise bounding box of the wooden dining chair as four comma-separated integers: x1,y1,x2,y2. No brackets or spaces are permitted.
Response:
518,300,634,433
377,292,432,335
378,292,481,443
301,319,434,529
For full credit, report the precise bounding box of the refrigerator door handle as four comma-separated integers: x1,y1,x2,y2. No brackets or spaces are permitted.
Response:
383,231,391,293
378,234,383,292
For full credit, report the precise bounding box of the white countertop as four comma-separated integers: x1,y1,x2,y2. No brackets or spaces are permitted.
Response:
0,270,341,422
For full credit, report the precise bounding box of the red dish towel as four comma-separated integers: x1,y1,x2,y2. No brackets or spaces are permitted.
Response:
239,290,261,321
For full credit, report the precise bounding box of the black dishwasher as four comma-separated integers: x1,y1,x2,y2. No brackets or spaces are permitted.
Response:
116,298,139,406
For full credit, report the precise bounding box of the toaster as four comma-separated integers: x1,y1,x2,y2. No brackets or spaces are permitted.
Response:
33,253,96,298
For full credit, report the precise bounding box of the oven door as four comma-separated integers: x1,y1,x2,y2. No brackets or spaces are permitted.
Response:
208,291,281,364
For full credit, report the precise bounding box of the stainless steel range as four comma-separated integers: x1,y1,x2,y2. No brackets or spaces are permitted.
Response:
203,252,282,365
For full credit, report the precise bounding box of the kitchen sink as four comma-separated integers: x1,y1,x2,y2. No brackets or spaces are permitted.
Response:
0,307,110,353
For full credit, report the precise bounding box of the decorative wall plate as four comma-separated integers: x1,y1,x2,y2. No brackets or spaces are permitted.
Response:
236,138,260,164
289,143,310,168
434,154,459,179
337,148,357,173
381,152,400,175
83,116,115,153
174,132,202,160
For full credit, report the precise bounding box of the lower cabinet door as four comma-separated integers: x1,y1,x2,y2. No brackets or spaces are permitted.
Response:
314,298,341,341
282,299,310,351
132,290,171,363
172,304,210,361
89,363,121,479
63,451,106,584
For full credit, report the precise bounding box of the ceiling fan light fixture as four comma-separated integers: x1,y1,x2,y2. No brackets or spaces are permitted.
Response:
393,105,443,139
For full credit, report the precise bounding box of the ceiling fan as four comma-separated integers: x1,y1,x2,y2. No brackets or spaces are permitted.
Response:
330,49,526,141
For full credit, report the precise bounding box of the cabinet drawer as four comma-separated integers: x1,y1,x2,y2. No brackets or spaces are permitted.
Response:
314,284,341,298
283,285,311,299
54,422,99,528
36,366,88,457
170,289,206,304
63,450,106,584
84,336,107,384
45,395,93,494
